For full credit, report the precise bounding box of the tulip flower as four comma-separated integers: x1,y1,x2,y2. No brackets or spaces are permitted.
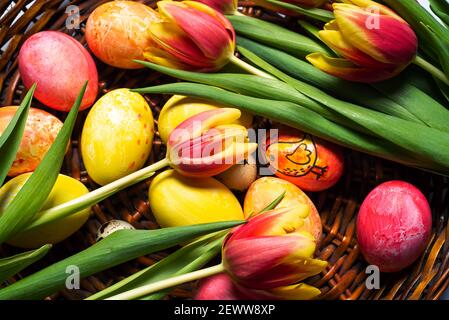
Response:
195,273,321,300
167,108,258,178
144,1,235,71
23,107,256,236
306,0,418,82
105,208,327,300
222,208,327,290
194,0,238,14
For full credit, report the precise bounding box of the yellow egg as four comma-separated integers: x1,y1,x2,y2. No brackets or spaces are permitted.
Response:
149,169,243,227
81,89,154,185
158,95,253,144
0,173,91,248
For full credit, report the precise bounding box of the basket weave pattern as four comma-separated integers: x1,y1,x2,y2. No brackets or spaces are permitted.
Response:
0,0,448,300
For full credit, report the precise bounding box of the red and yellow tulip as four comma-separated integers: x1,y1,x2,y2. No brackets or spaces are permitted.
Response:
196,208,326,300
144,1,235,71
167,108,257,178
196,273,321,300
193,0,238,14
307,0,417,82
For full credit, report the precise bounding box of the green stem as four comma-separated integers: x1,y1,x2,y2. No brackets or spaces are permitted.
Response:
414,55,449,86
229,55,274,79
105,263,225,300
23,158,170,232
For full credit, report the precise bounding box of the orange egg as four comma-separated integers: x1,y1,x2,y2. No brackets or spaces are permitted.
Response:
265,127,344,192
244,177,322,245
0,107,63,177
86,1,159,69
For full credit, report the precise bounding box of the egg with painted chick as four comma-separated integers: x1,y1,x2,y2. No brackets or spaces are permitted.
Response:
0,173,90,249
0,107,63,177
81,89,154,186
265,127,344,192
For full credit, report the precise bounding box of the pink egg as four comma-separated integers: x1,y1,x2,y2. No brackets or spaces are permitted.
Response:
18,31,98,112
357,180,432,272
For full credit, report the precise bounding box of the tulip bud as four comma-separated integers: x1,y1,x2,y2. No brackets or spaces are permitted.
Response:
166,108,257,178
193,0,238,14
144,1,236,71
222,208,327,290
307,0,417,82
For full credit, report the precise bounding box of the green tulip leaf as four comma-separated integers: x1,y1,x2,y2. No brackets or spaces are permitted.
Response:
265,0,334,22
0,220,243,300
0,82,87,245
0,85,35,186
87,230,226,300
0,244,51,283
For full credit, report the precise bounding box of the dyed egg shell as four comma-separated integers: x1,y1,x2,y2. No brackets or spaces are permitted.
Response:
266,128,344,192
0,107,63,177
18,31,98,111
86,1,159,69
149,169,243,228
244,177,322,244
0,173,90,248
81,89,154,186
357,181,432,272
158,95,253,144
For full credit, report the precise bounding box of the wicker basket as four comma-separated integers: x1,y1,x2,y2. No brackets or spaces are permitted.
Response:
1,0,448,300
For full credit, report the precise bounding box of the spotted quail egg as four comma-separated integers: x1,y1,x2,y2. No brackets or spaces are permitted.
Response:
96,220,135,242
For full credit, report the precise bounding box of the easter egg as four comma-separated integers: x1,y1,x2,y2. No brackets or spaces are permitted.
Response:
357,181,432,272
0,107,63,177
18,31,98,111
158,95,253,144
149,169,243,228
86,1,159,69
244,177,322,244
0,173,90,248
265,128,344,192
81,89,154,186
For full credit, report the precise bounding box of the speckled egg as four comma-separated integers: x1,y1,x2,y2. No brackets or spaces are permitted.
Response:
0,173,90,249
0,106,63,177
96,220,135,242
81,89,154,185
86,1,159,69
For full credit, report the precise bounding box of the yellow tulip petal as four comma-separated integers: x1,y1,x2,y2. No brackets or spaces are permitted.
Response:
323,19,339,31
306,53,396,83
319,30,386,68
269,283,321,300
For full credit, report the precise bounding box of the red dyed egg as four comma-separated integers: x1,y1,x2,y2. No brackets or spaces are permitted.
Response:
265,128,344,192
357,181,432,272
18,31,98,112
